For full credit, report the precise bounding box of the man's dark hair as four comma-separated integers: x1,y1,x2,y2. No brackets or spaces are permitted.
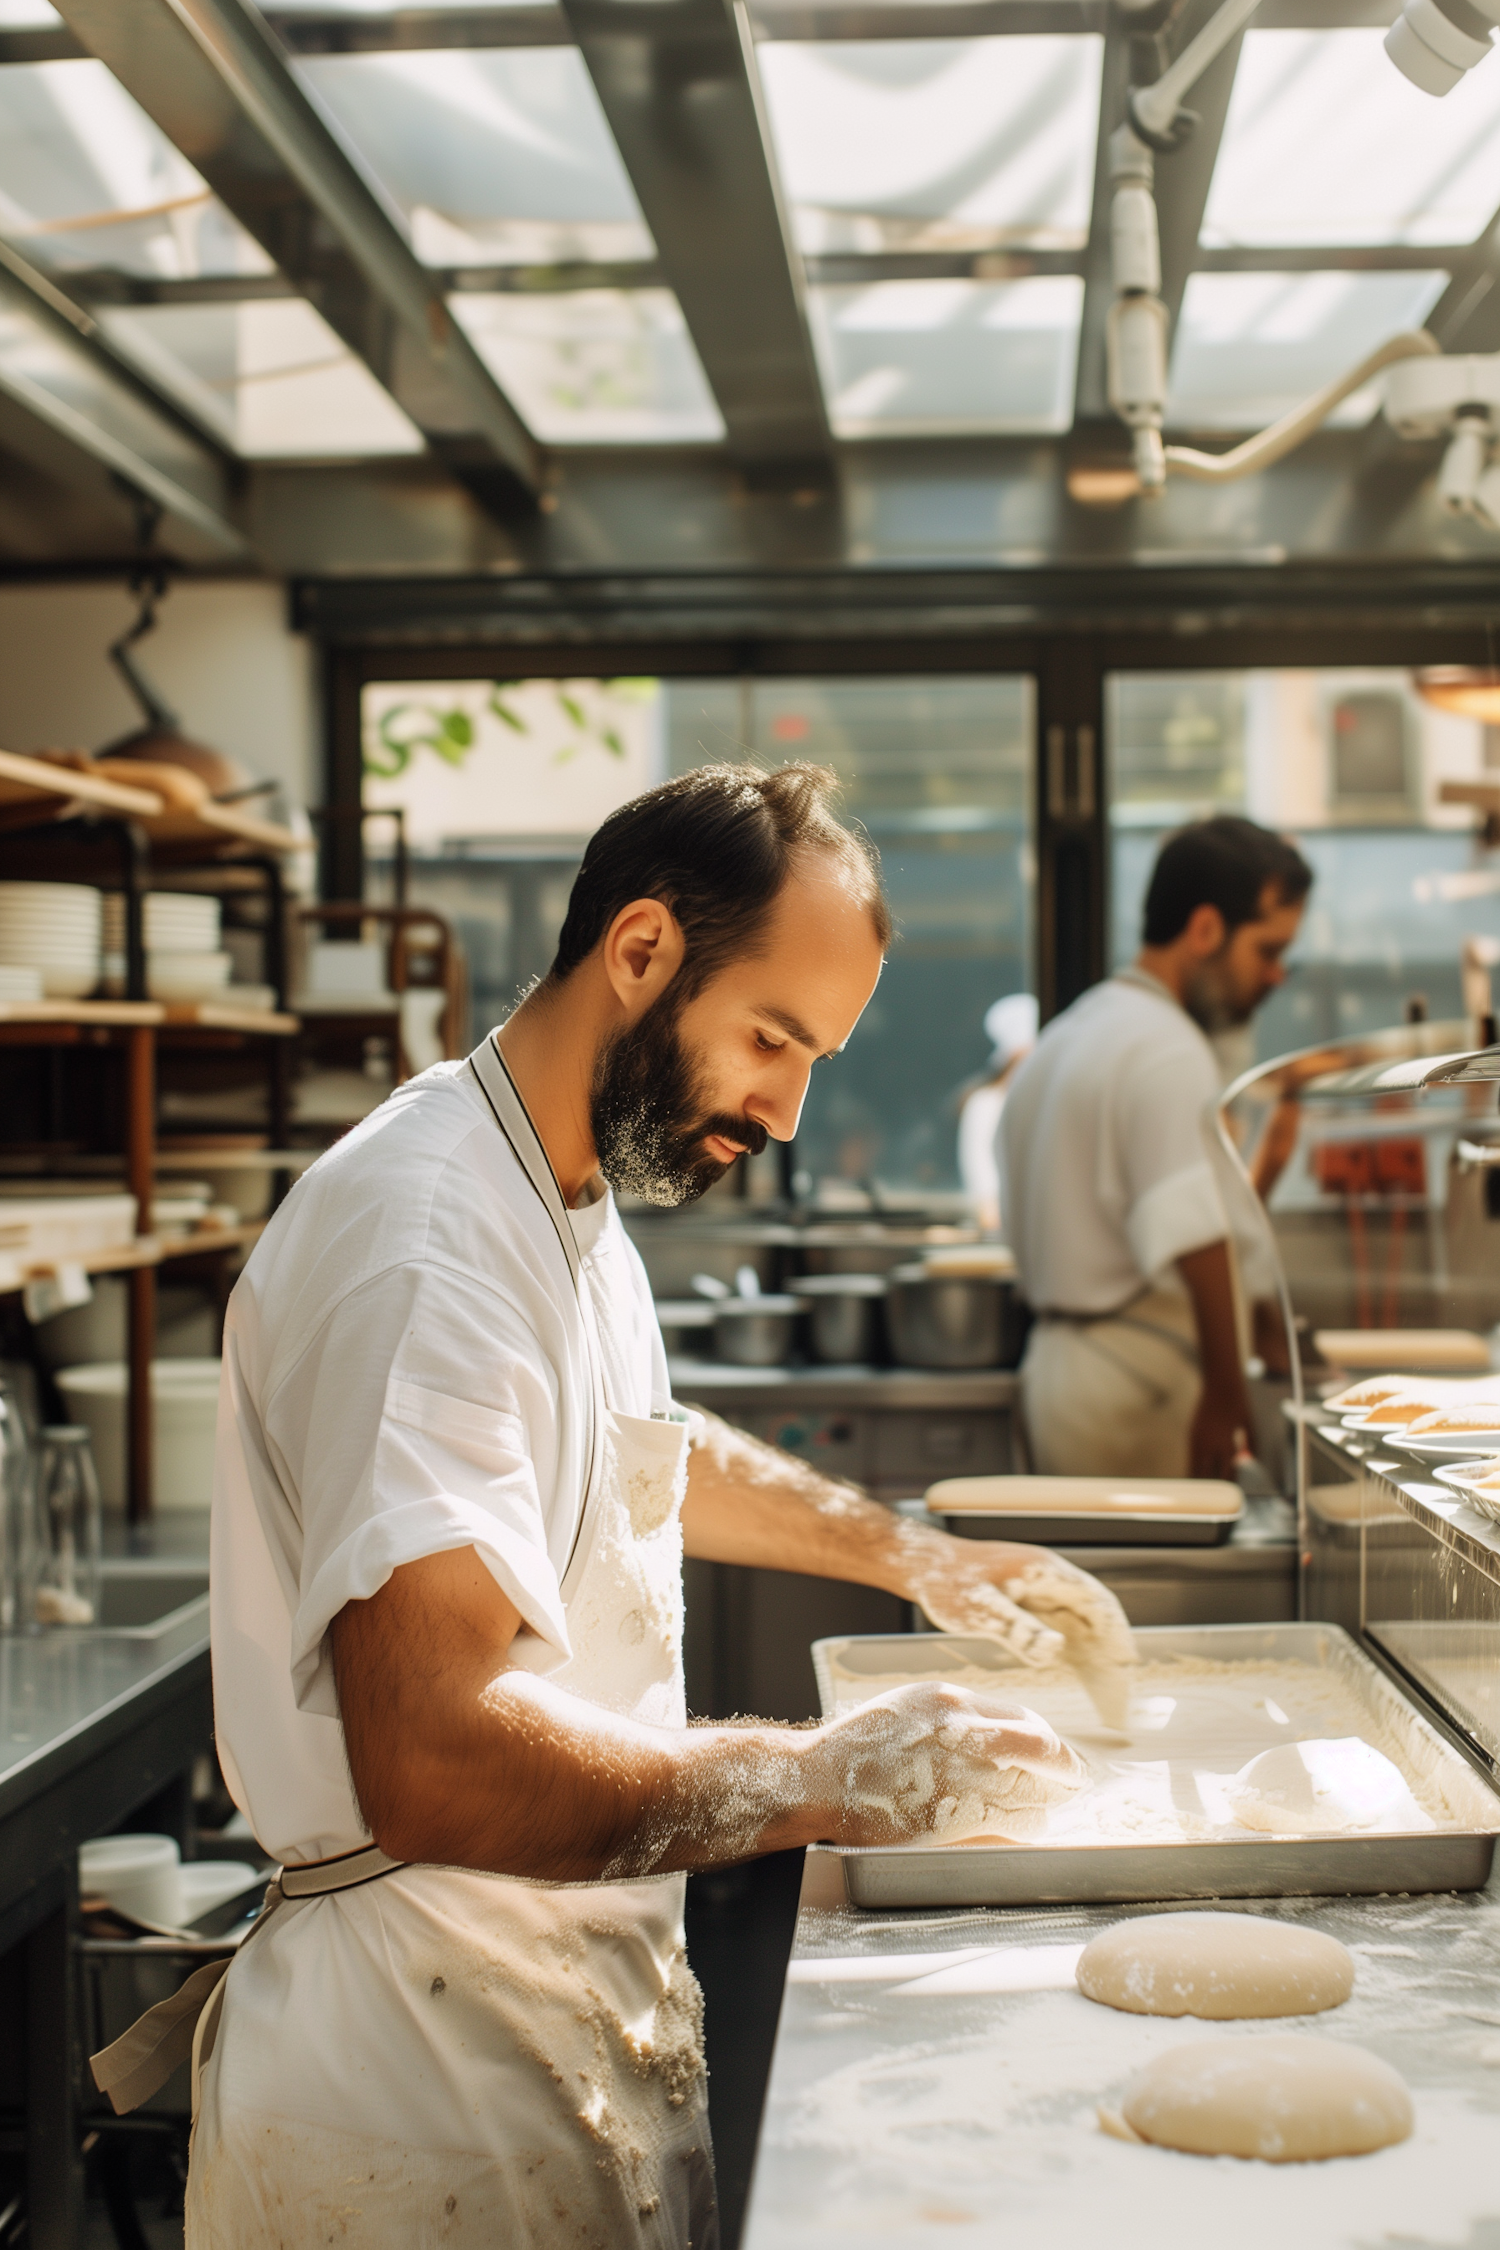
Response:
1143,814,1313,947
549,761,891,995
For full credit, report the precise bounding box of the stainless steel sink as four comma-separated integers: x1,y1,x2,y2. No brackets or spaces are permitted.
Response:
94,1561,209,1643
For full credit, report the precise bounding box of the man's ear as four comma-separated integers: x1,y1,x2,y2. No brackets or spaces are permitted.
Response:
601,897,686,1019
1184,902,1228,958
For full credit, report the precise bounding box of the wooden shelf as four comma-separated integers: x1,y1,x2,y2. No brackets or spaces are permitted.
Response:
159,1002,299,1035
142,800,302,856
0,1000,164,1027
0,747,163,826
0,1220,266,1295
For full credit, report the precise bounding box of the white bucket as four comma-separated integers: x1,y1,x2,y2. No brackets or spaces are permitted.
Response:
79,1833,183,1928
54,1359,221,1511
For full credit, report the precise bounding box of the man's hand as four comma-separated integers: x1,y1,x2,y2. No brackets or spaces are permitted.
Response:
1188,1392,1245,1480
894,1531,1137,1730
801,1684,1087,1846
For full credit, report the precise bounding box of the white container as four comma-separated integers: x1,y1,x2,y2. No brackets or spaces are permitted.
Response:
0,1192,137,1265
79,1833,183,1928
103,893,221,952
55,1359,221,1511
0,883,101,996
0,965,42,1002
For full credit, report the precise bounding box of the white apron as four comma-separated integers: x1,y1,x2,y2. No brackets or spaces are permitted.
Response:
1021,1285,1202,1477
183,1041,716,2248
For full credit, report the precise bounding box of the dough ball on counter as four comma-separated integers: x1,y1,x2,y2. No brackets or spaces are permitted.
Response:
1077,1912,1354,2019
1111,2034,1413,2162
1227,1738,1425,1835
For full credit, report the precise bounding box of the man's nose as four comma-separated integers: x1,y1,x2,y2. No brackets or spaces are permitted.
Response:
750,1066,811,1143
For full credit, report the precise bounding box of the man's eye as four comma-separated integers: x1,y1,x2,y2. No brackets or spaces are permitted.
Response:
755,1031,782,1054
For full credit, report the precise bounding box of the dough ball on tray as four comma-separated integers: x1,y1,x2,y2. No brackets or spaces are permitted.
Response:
1103,2034,1413,2162
1077,1911,1354,2020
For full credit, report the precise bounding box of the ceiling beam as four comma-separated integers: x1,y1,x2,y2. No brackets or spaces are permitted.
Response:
0,244,247,558
59,239,1468,313
48,0,544,511
1151,1,1248,340
558,0,831,469
0,0,1395,61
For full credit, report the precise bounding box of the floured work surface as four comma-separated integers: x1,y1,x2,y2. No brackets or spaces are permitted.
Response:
812,1626,1500,1907
743,1879,1500,2250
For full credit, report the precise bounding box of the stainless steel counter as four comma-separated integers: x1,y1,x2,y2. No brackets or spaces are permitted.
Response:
744,1849,1500,2249
1,1589,211,2247
668,1361,1019,1412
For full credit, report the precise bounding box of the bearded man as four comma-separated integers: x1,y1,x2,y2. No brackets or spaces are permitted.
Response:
129,763,1134,2247
1001,812,1312,1481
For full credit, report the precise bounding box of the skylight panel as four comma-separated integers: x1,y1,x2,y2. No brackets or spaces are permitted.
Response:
1203,28,1500,248
96,300,424,457
758,36,1101,254
808,273,1083,436
0,59,271,279
295,49,654,266
1168,270,1450,431
450,290,724,443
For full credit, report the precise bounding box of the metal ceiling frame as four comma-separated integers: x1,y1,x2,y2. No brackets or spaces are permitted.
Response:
558,0,831,470
0,241,247,557
0,0,1485,554
47,0,544,510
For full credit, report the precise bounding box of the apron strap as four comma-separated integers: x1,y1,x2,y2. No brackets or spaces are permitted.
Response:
89,1844,404,2117
466,1031,607,1590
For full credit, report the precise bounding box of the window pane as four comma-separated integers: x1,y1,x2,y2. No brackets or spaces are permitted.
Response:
296,49,653,265
360,674,671,1032
1167,270,1448,432
96,300,424,457
668,677,1036,1198
0,59,270,279
1202,28,1500,248
1108,668,1500,1059
757,36,1101,254
451,289,723,443
809,274,1083,436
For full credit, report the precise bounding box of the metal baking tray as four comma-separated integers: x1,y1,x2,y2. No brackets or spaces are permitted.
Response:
810,1624,1500,1909
937,1509,1238,1547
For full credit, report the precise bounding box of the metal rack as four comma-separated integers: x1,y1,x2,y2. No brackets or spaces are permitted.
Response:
1217,1023,1500,1778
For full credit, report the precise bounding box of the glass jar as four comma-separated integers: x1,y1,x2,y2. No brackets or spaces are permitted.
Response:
0,1376,34,1632
34,1426,102,1628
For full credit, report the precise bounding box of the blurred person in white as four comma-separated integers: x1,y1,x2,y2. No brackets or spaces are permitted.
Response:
1001,815,1310,1480
957,993,1039,1234
94,764,1132,2249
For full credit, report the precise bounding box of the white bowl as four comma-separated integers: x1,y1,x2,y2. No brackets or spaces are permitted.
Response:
103,894,221,950
34,964,100,998
55,1358,222,1510
79,1834,183,1927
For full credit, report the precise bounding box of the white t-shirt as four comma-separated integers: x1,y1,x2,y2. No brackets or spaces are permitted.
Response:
210,1056,670,1864
998,969,1230,1316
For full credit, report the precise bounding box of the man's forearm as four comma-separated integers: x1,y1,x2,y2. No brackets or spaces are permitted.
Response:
680,1411,1036,1600
332,1548,1080,1879
1177,1238,1251,1472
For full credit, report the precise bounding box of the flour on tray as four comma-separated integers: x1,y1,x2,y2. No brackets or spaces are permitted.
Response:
819,1653,1457,1845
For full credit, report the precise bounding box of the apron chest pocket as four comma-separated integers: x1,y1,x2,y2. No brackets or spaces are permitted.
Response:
607,1411,690,1536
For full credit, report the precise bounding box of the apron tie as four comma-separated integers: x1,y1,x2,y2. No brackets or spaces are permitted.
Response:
89,1843,404,2117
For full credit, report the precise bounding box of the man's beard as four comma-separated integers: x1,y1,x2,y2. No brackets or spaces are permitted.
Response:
590,996,769,1208
1181,955,1252,1034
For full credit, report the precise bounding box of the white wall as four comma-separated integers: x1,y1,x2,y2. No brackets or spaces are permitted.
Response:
0,579,318,809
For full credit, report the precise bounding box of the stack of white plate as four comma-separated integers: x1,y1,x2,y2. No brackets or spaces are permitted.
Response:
101,891,231,1001
0,883,101,998
0,964,42,1003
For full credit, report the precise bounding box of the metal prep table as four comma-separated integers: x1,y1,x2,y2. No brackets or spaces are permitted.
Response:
0,1576,210,2247
742,1848,1500,2249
